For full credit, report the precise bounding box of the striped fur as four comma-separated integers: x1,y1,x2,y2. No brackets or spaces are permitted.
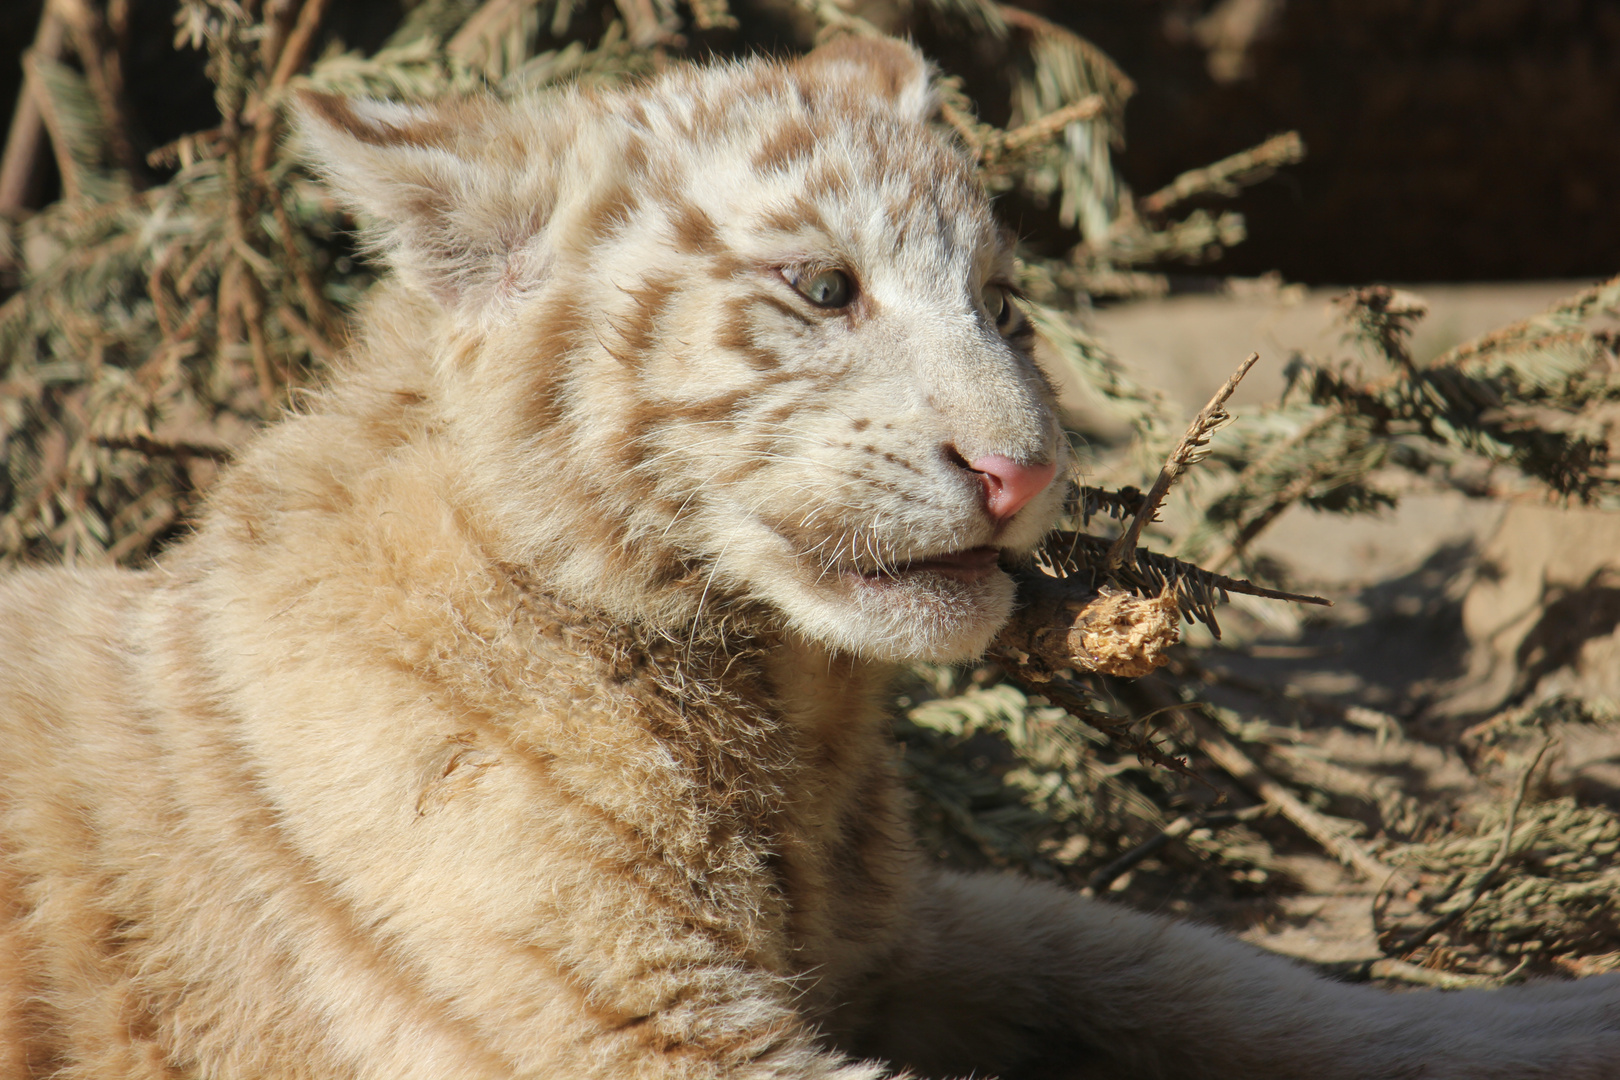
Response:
2,37,1618,1080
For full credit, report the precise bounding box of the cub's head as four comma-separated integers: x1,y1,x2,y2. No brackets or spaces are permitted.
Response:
297,36,1066,663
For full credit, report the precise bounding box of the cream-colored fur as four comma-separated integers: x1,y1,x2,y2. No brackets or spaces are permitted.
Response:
2,37,1617,1079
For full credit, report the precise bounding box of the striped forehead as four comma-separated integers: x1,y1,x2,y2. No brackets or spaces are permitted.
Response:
607,68,1004,282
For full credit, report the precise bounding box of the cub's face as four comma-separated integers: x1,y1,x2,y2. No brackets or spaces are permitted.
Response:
299,38,1066,663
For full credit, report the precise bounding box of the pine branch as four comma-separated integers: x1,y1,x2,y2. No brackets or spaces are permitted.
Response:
1382,736,1553,956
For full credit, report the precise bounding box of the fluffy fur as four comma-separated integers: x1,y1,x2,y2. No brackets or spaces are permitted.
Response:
1,37,1617,1079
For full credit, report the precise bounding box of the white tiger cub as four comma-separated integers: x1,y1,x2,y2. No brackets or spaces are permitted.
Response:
0,34,1615,1080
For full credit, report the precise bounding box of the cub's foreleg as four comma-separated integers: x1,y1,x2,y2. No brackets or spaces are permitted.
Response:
831,870,1620,1080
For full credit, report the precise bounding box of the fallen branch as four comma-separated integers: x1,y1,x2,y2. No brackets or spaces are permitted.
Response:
1183,705,1405,885
1325,957,1514,991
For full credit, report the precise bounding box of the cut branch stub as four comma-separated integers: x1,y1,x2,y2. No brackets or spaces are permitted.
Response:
994,567,1180,679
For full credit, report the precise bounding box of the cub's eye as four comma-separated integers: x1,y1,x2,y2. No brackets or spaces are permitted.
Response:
983,283,1022,335
983,284,1010,327
793,268,854,308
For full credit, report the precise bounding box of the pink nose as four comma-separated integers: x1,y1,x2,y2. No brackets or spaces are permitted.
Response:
969,454,1058,522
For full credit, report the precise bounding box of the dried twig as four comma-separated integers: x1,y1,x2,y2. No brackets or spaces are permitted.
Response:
1000,95,1105,153
946,94,1108,171
1139,132,1305,216
93,433,235,463
1106,353,1258,572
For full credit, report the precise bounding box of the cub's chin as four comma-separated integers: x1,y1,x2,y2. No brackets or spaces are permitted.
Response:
769,549,1019,664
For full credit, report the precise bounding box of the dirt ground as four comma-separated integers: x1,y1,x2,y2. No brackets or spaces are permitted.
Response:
1063,281,1620,976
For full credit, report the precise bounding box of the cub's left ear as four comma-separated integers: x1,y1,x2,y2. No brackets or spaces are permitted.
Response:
794,35,938,124
293,92,542,312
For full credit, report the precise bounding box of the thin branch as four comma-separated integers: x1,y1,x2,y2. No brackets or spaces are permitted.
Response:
1139,131,1305,216
1428,272,1620,372
1364,958,1507,991
1029,530,1330,635
20,51,81,204
267,0,331,91
1106,353,1259,572
275,301,335,362
263,179,341,340
995,4,1136,99
248,0,333,174
1000,95,1106,154
93,433,235,462
0,7,66,218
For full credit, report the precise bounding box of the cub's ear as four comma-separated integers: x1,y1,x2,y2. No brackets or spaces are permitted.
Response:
794,35,937,124
293,92,541,311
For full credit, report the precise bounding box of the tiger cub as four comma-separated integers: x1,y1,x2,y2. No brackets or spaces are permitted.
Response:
0,34,1616,1080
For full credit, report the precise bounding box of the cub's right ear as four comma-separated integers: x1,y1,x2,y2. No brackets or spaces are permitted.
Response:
293,92,533,312
794,35,938,125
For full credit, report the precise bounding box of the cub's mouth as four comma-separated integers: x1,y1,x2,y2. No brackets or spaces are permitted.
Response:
854,545,1003,585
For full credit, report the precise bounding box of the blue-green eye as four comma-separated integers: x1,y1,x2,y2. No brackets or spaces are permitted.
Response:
795,268,854,308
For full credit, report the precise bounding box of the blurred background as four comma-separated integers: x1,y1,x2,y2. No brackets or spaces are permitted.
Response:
8,0,1617,283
